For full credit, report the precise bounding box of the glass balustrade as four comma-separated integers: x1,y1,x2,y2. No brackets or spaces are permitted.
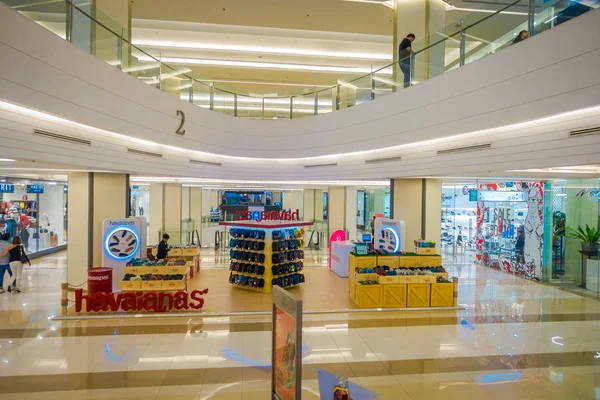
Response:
6,0,598,119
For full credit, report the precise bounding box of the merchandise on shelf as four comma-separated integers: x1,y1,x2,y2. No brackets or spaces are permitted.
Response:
221,221,312,294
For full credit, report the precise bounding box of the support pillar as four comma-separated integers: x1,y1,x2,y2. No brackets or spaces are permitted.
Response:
67,172,128,287
345,187,358,241
391,178,441,252
303,189,315,222
148,183,183,245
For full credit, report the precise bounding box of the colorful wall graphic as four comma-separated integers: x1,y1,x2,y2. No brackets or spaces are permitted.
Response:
476,182,544,280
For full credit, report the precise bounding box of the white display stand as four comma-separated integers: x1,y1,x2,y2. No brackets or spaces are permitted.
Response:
374,218,406,253
102,217,147,291
330,241,354,278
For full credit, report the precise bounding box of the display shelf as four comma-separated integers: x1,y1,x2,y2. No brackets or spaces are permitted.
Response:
223,221,312,294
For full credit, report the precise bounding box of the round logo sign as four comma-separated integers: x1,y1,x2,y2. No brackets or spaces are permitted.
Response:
105,228,139,259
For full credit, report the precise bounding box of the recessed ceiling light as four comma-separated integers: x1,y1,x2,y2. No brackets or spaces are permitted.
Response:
0,158,15,162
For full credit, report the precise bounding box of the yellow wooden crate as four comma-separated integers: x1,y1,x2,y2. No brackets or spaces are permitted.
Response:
416,247,437,255
141,280,163,291
383,284,407,308
433,272,449,280
165,265,187,274
355,283,383,308
376,275,399,284
349,255,377,270
169,248,183,257
415,276,436,284
430,283,454,307
162,279,186,291
396,276,420,284
124,266,142,275
398,256,421,267
355,273,378,282
420,256,442,267
120,280,141,291
407,283,431,307
182,247,200,256
377,256,399,269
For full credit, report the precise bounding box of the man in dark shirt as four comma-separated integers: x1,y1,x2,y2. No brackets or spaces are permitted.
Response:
398,33,415,88
399,33,415,88
156,233,170,260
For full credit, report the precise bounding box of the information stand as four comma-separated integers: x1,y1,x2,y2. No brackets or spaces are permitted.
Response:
272,286,302,400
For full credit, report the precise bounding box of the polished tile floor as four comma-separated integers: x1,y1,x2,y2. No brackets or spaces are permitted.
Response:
1,250,600,399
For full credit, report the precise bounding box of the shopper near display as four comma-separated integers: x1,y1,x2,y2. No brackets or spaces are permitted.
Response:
7,237,29,293
0,233,14,293
398,33,415,88
515,226,525,263
156,234,170,260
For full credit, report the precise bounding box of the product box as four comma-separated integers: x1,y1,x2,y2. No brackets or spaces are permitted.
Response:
120,280,141,291
162,279,186,291
355,243,368,255
141,280,163,291
376,275,399,284
165,265,187,274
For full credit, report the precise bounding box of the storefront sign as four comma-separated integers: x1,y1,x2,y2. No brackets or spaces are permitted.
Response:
75,288,208,312
272,287,302,400
26,184,44,193
576,188,600,197
478,191,528,202
234,209,300,221
0,183,14,193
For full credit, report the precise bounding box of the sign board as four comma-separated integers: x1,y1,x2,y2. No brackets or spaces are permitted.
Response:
102,217,147,290
469,189,478,202
0,183,14,193
374,218,406,253
478,191,528,202
328,230,347,268
272,286,302,400
26,184,44,194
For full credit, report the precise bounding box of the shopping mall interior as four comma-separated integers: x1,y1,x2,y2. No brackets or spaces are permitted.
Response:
1,0,600,398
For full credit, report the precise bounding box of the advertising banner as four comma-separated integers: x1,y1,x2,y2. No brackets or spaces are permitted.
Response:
374,218,406,253
272,287,302,400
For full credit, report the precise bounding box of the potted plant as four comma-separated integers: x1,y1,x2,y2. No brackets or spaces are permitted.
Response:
568,224,600,254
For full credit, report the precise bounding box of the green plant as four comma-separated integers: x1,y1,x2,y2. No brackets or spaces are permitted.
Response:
553,211,566,237
568,224,600,243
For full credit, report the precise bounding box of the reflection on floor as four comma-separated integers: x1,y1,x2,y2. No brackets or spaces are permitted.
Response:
1,249,600,399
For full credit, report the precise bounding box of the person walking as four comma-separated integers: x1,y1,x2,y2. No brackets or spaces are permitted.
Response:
0,233,13,293
399,33,416,88
156,233,170,260
7,237,30,293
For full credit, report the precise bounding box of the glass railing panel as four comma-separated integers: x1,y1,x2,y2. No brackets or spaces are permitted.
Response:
460,0,530,67
124,45,161,88
263,97,291,120
412,31,461,83
159,63,193,98
213,88,235,116
192,80,212,110
534,0,599,35
372,62,398,99
316,88,335,115
292,94,316,119
6,0,68,40
338,74,371,109
236,95,264,119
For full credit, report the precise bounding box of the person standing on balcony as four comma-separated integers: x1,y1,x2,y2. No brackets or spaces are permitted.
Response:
512,30,529,44
399,33,415,88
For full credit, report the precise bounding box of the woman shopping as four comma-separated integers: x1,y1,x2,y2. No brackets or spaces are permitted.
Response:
2,237,30,293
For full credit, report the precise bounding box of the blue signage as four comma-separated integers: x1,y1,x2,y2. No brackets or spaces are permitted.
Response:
469,189,478,202
26,184,44,194
0,184,14,193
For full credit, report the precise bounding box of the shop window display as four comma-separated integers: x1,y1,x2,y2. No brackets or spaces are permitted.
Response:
0,180,67,255
441,184,478,257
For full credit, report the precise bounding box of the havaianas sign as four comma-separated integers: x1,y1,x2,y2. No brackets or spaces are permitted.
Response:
234,209,300,221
